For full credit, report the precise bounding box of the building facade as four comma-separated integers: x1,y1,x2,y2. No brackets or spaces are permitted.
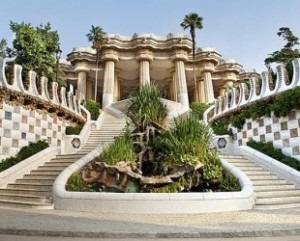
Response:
61,33,258,109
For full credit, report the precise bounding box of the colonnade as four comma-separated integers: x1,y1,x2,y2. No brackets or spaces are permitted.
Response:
75,49,216,109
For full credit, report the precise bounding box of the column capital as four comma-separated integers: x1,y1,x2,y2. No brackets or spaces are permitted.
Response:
74,61,90,73
101,49,119,62
136,49,153,62
171,49,188,62
198,61,215,73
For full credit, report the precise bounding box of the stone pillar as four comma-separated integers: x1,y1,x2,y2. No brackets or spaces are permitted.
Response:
77,71,87,101
197,80,206,103
174,60,189,108
172,72,177,102
203,71,214,103
114,74,120,102
74,61,90,102
102,50,119,109
86,80,93,100
137,49,153,86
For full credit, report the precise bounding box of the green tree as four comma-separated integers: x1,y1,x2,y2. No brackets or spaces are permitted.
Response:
0,38,7,58
6,21,66,87
180,13,203,101
265,27,300,80
86,25,106,101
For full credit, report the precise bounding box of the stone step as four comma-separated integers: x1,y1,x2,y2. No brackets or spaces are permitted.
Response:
0,188,51,197
30,170,62,175
248,175,279,180
55,154,84,159
255,189,300,198
253,184,296,191
237,166,265,171
0,199,54,209
256,196,300,205
7,183,53,191
229,163,259,167
0,193,51,203
242,170,271,175
43,162,71,168
251,179,288,186
23,174,58,179
15,178,55,185
37,166,64,171
219,155,244,159
46,157,80,164
254,203,300,210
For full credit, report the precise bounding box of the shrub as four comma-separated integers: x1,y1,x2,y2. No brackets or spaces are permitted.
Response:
127,83,168,131
0,140,49,172
190,102,211,120
100,133,137,165
220,171,241,191
84,99,101,120
247,139,300,171
65,124,83,135
66,172,93,192
210,118,230,135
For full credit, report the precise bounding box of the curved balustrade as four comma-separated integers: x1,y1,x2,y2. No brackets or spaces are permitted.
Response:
0,58,84,121
209,58,300,121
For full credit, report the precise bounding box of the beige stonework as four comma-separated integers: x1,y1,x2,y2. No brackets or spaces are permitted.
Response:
62,33,259,108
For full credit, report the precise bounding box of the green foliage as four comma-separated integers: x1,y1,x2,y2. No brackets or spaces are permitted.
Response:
158,116,213,167
65,124,83,135
210,118,230,135
84,99,101,120
6,21,66,87
220,171,241,191
203,152,222,180
66,172,93,192
101,132,137,165
127,83,168,131
247,139,300,171
0,140,49,172
190,102,211,120
0,38,7,58
271,86,300,117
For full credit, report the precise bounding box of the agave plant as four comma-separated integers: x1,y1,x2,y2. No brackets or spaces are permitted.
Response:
127,83,168,132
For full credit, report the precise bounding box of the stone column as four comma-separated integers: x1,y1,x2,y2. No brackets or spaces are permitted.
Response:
197,80,206,103
77,71,87,101
203,71,214,103
114,74,120,102
102,50,119,109
75,61,90,102
174,60,189,108
137,49,153,86
86,80,93,100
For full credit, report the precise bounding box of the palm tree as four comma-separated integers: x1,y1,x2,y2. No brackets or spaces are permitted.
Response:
86,25,106,101
180,13,203,101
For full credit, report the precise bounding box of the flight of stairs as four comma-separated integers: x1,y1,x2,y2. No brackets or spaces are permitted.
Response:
220,154,300,210
0,112,126,209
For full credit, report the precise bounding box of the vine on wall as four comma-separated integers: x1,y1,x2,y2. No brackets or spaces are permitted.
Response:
210,86,300,134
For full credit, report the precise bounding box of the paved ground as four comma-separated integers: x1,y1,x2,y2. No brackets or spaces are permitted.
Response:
0,207,299,239
1,235,300,241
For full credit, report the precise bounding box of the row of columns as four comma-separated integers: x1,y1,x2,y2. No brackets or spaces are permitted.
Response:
75,49,216,109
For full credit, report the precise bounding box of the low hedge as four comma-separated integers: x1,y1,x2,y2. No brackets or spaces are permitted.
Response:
247,139,300,171
0,140,49,172
65,124,83,135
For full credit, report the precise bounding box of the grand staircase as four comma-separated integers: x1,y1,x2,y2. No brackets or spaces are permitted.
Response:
0,112,126,209
220,154,300,210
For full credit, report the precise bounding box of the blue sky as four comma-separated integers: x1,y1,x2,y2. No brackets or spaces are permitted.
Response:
1,0,300,73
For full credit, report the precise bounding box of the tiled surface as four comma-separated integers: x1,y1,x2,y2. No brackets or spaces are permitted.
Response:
233,110,300,160
0,103,67,157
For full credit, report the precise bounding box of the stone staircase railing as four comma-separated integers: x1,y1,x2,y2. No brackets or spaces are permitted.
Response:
0,58,85,122
206,58,300,121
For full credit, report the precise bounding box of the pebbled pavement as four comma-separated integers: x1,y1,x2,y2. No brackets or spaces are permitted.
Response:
0,207,299,238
